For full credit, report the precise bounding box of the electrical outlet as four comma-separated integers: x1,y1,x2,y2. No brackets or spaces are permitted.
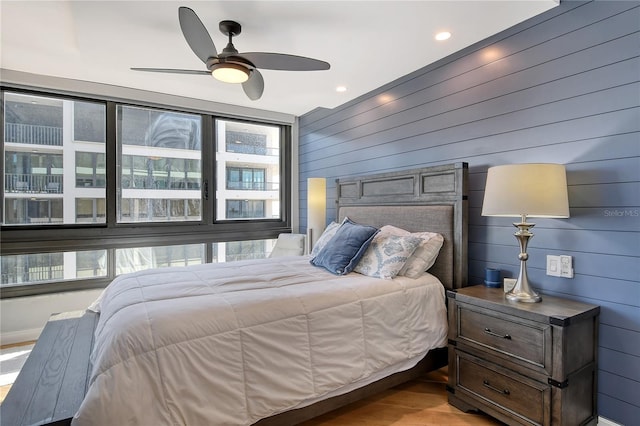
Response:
546,255,561,277
560,255,574,278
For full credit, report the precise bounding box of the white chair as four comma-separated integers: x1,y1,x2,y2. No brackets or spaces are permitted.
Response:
268,233,306,257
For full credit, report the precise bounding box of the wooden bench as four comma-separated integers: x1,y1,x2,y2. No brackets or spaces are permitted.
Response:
1,310,97,426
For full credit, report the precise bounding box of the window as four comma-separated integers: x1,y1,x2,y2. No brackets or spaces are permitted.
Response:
4,198,63,224
121,155,201,190
1,250,107,286
74,101,106,143
76,152,106,188
2,92,106,226
76,198,106,223
212,239,276,262
227,167,266,190
1,89,291,298
216,119,281,220
116,243,205,275
226,200,265,219
5,152,63,194
117,106,202,223
4,94,63,146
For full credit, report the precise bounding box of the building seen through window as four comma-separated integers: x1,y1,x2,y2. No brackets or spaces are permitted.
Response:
3,92,105,225
117,105,203,223
216,119,281,220
2,92,288,291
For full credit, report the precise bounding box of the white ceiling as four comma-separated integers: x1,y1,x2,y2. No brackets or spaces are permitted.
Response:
0,1,558,117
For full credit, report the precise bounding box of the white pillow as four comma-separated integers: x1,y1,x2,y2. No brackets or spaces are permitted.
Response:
380,225,444,278
354,233,422,279
268,233,305,257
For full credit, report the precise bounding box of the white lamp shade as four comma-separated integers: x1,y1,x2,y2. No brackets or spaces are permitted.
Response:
482,164,570,218
307,178,326,245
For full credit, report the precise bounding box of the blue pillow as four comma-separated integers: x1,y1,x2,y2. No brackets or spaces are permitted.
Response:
310,219,379,275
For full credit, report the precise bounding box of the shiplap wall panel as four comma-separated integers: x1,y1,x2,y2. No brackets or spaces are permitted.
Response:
570,182,640,207
600,325,640,355
466,148,640,192
300,7,638,145
300,37,637,156
299,2,639,424
300,2,635,134
468,225,638,258
599,371,638,409
468,242,639,285
300,107,639,178
600,348,640,383
599,394,636,426
477,266,640,310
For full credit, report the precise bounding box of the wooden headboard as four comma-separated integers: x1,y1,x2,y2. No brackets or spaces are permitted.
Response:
336,162,468,290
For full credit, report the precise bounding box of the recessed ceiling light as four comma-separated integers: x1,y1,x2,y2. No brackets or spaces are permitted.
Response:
336,86,347,93
435,31,451,41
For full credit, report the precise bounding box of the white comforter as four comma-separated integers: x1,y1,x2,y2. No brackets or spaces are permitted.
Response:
73,256,447,426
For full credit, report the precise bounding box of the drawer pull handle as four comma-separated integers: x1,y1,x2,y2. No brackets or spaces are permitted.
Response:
483,380,510,395
484,327,511,340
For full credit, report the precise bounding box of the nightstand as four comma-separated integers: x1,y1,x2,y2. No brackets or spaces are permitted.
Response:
446,286,599,426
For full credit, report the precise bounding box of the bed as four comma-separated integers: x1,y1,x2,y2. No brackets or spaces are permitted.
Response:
2,162,468,426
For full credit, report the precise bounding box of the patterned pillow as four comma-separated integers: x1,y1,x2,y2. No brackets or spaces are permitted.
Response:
310,219,379,275
310,220,341,256
380,225,444,278
354,233,422,279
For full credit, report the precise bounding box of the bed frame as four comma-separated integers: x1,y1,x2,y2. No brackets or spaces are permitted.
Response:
1,162,468,426
258,162,469,424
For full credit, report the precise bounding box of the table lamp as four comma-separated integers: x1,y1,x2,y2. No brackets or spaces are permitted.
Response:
481,164,569,302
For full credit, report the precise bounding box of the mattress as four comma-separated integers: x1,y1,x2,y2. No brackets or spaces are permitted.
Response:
73,255,448,425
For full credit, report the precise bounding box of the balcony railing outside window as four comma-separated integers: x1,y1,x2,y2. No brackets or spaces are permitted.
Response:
226,181,279,191
1,250,107,286
226,144,279,156
5,122,63,146
4,174,63,193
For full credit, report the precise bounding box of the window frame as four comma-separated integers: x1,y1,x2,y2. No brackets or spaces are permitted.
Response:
0,87,293,298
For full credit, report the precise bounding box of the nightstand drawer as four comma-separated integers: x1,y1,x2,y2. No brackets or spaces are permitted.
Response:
458,304,550,370
456,351,550,425
447,287,599,426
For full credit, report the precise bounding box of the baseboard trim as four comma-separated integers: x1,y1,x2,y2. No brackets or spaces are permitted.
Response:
0,327,42,346
598,416,623,426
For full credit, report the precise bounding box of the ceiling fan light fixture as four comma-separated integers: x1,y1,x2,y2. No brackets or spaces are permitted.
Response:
211,63,250,84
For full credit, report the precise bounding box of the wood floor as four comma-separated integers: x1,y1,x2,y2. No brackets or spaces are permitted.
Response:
1,340,501,425
0,384,11,405
300,367,503,426
0,340,35,405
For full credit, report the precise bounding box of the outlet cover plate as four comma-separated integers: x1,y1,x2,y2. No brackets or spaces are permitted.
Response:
547,255,561,277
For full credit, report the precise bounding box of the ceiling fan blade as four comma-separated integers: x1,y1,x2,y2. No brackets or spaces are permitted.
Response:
131,68,211,75
178,6,217,63
242,69,264,100
240,52,330,71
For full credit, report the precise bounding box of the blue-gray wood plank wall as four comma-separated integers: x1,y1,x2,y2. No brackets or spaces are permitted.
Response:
298,1,640,424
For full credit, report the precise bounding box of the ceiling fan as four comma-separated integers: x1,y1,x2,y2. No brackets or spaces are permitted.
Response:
132,7,330,101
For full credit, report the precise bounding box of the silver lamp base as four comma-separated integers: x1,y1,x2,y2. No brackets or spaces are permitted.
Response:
506,286,541,303
506,218,542,303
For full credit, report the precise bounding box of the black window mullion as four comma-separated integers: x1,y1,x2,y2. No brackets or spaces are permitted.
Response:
105,101,118,227
281,125,291,223
202,115,214,225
